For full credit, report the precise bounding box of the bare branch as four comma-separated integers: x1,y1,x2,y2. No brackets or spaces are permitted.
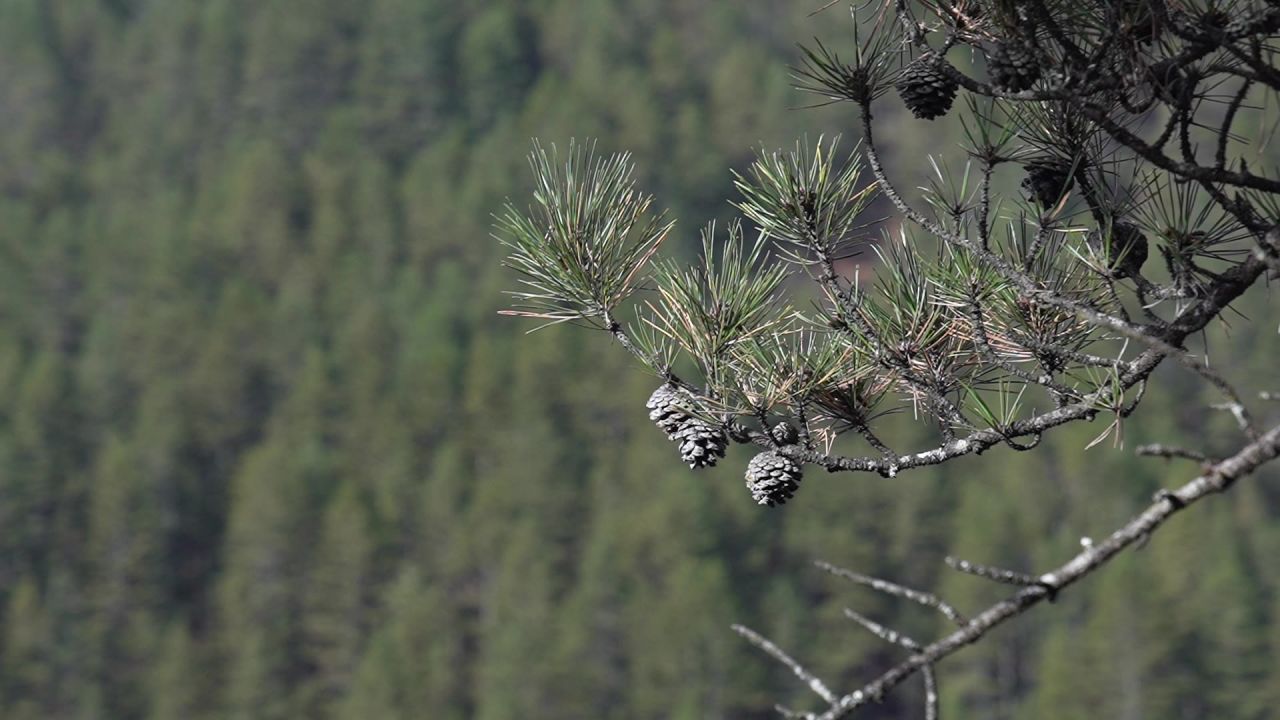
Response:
944,556,1047,592
816,560,966,626
922,663,938,720
843,608,921,650
841,609,939,719
1135,444,1213,463
732,624,837,706
813,423,1280,719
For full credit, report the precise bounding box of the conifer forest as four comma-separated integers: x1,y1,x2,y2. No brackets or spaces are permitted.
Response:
1,1,1279,719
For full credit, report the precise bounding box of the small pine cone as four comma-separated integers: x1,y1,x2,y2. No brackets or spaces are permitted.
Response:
1020,161,1075,208
987,42,1040,92
895,54,959,120
1086,222,1149,279
771,421,799,446
647,384,687,432
646,384,728,469
746,451,803,507
672,420,729,469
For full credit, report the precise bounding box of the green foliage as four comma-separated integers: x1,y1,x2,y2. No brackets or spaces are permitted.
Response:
734,138,878,265
646,220,790,383
0,2,1275,720
498,141,673,327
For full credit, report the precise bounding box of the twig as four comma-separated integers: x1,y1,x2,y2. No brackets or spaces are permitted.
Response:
944,556,1044,590
1212,400,1256,438
732,624,837,706
922,662,938,720
853,422,898,462
842,609,939,718
1135,444,1212,463
816,560,966,626
839,607,942,717
843,608,922,650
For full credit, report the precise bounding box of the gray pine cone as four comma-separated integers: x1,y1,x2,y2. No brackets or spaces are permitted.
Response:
987,42,1040,92
745,450,803,507
1020,161,1075,208
895,54,958,120
646,384,728,469
771,421,799,446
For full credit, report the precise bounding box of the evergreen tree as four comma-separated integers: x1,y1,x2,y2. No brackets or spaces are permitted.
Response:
1,579,54,720
298,485,374,717
147,622,202,720
0,2,1274,718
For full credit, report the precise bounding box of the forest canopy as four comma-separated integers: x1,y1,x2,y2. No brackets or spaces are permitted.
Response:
0,1,1277,719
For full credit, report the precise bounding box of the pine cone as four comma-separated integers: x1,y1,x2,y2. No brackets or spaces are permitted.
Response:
646,384,728,469
746,451,803,507
1086,222,1148,279
987,42,1040,92
1020,161,1075,208
771,421,799,446
895,54,959,120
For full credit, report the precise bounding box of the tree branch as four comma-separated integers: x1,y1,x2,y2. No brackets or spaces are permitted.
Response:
816,560,966,626
812,422,1280,719
732,624,837,707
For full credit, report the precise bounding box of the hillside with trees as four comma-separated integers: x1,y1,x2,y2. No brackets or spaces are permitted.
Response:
0,1,1277,719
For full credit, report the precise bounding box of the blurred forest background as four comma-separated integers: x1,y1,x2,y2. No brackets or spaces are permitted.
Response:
0,1,1278,718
